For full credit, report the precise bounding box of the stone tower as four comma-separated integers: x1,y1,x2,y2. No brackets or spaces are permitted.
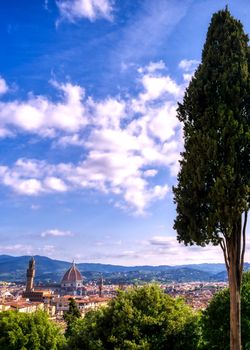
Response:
99,276,103,297
26,257,35,292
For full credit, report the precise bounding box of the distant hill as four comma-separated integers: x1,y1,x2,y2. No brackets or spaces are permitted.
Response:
0,255,249,284
0,255,71,282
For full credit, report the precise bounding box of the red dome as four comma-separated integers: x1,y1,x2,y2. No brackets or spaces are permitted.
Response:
61,263,83,283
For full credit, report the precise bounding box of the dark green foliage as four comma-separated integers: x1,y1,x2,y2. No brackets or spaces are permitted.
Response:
201,271,250,349
0,310,65,350
201,288,230,349
173,8,250,244
67,284,201,350
63,298,81,337
173,9,250,347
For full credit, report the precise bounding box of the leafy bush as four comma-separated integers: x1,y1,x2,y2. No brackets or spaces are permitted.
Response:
67,284,201,349
0,310,65,350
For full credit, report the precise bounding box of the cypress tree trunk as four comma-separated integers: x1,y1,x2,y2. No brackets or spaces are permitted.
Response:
228,263,241,350
227,219,242,350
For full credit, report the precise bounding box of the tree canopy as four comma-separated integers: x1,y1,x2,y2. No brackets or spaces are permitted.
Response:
173,7,250,247
66,284,201,350
63,298,81,337
0,310,65,350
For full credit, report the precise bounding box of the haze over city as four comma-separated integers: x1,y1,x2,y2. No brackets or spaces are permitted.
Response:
0,0,249,265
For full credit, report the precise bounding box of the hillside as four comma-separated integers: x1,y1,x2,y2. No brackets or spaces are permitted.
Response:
1,255,249,284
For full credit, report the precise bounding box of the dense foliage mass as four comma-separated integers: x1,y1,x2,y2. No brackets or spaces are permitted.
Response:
1,276,250,349
66,284,200,350
0,310,65,350
201,272,250,350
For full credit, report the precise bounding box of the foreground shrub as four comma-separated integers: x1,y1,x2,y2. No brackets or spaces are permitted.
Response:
0,310,65,350
67,284,201,349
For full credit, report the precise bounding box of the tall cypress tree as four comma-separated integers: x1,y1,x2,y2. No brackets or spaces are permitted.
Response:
173,8,250,350
64,298,81,337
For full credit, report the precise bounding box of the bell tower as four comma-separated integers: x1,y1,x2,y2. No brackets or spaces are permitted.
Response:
99,276,103,297
26,257,35,292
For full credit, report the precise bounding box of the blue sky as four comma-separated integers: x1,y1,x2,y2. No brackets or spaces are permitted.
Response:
0,0,249,265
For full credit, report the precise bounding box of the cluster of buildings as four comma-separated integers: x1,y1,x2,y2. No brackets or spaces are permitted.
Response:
0,257,111,318
165,281,227,309
0,258,228,318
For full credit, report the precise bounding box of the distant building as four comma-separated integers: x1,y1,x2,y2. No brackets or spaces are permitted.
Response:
22,257,53,302
99,277,103,297
60,261,84,295
0,301,44,313
54,295,109,316
25,257,35,292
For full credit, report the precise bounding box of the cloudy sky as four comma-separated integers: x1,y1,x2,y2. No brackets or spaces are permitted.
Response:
0,0,249,265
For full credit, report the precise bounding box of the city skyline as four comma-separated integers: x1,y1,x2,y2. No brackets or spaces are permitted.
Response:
0,0,249,265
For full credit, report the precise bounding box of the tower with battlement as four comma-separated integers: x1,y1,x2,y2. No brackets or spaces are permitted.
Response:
99,276,103,297
25,257,35,292
23,257,53,302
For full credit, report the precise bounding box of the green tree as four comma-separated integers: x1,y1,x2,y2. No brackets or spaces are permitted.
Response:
63,298,81,337
0,310,65,350
173,8,250,350
201,271,250,350
67,284,201,350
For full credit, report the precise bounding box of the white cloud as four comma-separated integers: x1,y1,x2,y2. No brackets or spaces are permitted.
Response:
56,0,113,22
88,97,126,129
0,244,56,257
42,245,56,254
144,235,250,265
0,160,69,196
183,73,193,83
178,59,199,83
140,74,183,102
41,229,74,237
44,177,68,192
148,102,179,141
0,244,33,254
143,169,158,177
0,164,44,195
122,177,169,214
91,235,225,265
55,134,85,147
0,77,8,95
14,179,43,195
0,60,189,213
0,163,40,196
178,59,199,72
81,235,228,265
149,236,174,246
138,60,166,74
0,154,171,213
15,158,45,177
0,81,86,135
